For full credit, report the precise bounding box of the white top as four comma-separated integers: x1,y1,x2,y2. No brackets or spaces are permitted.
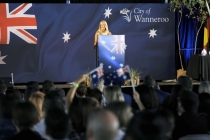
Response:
34,118,50,140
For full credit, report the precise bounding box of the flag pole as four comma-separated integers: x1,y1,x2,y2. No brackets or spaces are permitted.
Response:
130,77,136,92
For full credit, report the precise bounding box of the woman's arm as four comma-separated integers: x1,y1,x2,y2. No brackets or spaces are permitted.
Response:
133,91,145,111
65,74,88,111
94,31,98,46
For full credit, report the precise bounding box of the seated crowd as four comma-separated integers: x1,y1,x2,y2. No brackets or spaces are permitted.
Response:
0,75,210,140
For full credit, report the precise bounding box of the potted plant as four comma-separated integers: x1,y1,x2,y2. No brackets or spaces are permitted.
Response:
124,67,142,86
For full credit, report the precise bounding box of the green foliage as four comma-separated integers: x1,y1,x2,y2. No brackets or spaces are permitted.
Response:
130,67,142,80
169,0,210,55
170,0,209,25
187,0,209,24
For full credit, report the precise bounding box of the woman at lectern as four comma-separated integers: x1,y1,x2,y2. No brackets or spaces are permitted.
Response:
94,20,112,47
94,20,112,67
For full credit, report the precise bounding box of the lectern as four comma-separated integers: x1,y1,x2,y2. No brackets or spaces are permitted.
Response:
97,35,126,73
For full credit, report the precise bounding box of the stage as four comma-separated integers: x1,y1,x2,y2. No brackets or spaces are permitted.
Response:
12,80,201,94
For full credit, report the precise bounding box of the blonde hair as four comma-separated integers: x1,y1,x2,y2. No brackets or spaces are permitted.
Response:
97,20,110,35
29,91,45,122
104,86,124,104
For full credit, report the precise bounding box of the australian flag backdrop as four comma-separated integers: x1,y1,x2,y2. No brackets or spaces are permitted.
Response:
0,3,175,83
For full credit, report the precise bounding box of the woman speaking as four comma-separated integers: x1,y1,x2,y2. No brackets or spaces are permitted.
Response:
94,20,112,67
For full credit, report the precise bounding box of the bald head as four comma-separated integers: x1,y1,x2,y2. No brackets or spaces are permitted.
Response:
86,109,119,140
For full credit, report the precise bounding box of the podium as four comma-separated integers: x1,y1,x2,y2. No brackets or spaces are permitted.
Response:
97,35,126,73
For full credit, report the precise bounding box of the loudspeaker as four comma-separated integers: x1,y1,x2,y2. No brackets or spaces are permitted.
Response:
0,77,13,88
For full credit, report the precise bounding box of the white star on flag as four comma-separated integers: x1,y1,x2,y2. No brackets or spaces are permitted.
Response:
108,65,112,69
113,76,116,78
0,51,7,64
148,28,157,38
109,73,112,76
62,31,71,43
101,40,106,44
92,74,96,78
99,63,104,66
123,75,127,79
111,56,116,60
123,44,127,49
120,64,124,67
104,7,112,18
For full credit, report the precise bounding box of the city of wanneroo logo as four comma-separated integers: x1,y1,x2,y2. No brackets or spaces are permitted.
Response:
120,8,169,23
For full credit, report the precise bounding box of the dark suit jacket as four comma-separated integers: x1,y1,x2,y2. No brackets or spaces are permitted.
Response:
9,129,46,140
0,92,6,98
172,111,210,140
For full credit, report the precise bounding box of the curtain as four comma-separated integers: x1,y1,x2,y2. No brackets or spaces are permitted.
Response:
176,11,203,70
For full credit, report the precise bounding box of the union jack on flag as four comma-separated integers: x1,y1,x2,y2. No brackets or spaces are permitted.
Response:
117,65,130,77
111,35,126,54
89,66,104,86
0,3,37,44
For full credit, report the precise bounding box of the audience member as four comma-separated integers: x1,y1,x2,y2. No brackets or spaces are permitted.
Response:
26,81,39,89
172,89,210,139
53,88,67,111
68,97,99,140
177,76,193,91
54,88,66,100
103,85,124,104
4,89,24,102
45,107,69,140
24,86,39,101
86,108,119,140
10,102,45,140
112,82,133,106
29,92,50,140
162,84,185,117
29,92,45,122
42,80,54,95
65,74,89,110
123,109,174,140
143,75,170,104
135,84,159,110
106,101,133,140
76,81,87,98
34,90,65,140
88,88,103,107
0,94,21,140
96,79,107,107
44,90,65,113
